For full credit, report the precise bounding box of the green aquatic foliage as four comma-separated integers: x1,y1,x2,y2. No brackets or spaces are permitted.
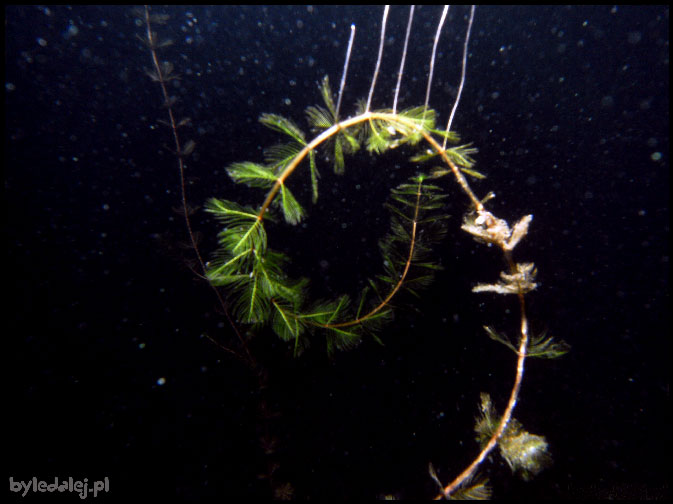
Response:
206,174,448,356
142,8,564,497
259,113,307,146
474,393,553,481
305,76,361,176
483,326,571,359
205,76,485,356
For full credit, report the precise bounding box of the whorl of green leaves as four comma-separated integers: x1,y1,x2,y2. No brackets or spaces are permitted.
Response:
205,176,448,357
206,75,478,356
305,76,361,175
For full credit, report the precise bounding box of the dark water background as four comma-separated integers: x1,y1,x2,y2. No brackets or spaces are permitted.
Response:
5,5,669,500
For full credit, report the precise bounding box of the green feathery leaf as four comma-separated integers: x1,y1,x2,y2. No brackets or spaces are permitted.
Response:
264,143,304,172
305,105,333,130
205,198,267,255
355,286,371,319
309,150,319,203
483,326,518,353
272,299,305,342
220,217,265,256
306,76,338,129
342,131,360,152
326,295,350,325
277,182,305,225
227,161,277,188
528,331,571,358
299,299,343,324
460,166,486,180
325,326,361,357
410,150,439,163
446,143,478,168
366,122,393,154
484,326,569,359
334,136,345,174
232,269,268,324
320,75,337,118
427,127,460,143
259,113,306,145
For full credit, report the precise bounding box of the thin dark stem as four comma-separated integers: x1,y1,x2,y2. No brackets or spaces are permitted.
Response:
143,6,254,367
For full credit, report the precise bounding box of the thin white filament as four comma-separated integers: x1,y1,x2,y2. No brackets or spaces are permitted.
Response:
444,5,476,148
366,5,390,112
336,24,356,121
424,5,449,115
393,6,415,113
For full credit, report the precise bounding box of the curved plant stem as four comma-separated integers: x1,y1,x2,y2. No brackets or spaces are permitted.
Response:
436,253,530,499
320,177,423,329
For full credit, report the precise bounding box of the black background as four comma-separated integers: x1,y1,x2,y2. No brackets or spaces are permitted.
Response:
5,5,669,500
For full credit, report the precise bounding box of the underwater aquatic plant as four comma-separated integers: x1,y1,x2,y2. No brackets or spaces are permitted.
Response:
138,5,568,498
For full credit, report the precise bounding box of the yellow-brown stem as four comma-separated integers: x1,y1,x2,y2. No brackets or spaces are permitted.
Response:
320,177,423,328
419,132,483,211
253,112,484,331
436,251,529,499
